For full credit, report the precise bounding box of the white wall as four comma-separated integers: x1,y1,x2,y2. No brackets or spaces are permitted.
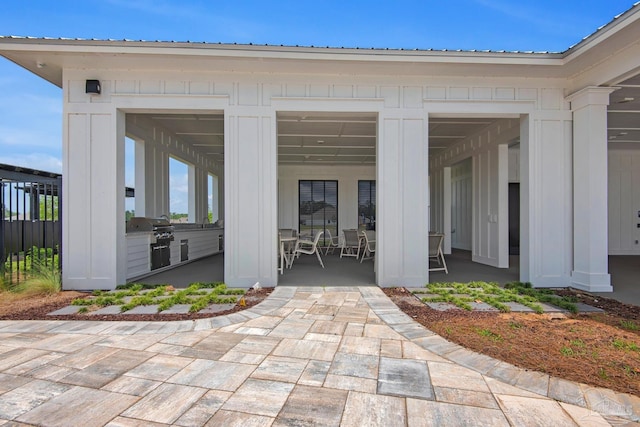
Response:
278,164,375,233
609,147,640,255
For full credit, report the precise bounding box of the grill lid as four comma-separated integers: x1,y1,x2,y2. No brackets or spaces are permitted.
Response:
127,216,174,233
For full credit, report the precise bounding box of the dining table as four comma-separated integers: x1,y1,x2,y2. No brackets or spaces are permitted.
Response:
279,236,298,274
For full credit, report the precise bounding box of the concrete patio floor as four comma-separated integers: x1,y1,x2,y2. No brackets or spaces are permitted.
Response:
0,287,637,426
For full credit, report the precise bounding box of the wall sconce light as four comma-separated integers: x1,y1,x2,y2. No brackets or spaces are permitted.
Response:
86,79,101,94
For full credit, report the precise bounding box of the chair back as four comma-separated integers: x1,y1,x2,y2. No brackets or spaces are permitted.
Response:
279,228,295,238
312,230,324,246
364,230,375,243
343,229,359,246
428,234,443,257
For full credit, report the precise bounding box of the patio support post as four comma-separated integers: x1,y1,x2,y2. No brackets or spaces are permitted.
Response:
443,167,452,254
224,107,277,287
567,86,617,292
62,104,126,290
378,112,429,287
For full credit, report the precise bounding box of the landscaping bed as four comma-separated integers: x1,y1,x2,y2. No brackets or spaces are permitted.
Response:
385,286,640,396
0,285,272,321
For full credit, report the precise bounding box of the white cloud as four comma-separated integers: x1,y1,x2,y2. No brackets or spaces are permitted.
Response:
0,126,61,148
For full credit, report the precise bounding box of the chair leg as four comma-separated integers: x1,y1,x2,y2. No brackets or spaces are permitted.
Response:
315,248,325,268
439,249,448,274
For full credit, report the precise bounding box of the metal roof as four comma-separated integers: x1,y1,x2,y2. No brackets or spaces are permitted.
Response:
1,2,638,57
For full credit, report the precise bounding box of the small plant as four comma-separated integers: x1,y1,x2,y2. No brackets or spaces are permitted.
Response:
598,368,609,380
570,339,586,348
560,346,574,356
612,338,639,352
619,320,638,331
477,328,502,342
12,256,61,295
509,321,523,330
77,307,89,314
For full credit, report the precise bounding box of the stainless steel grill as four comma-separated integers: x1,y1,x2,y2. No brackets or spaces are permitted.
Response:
127,217,175,270
127,216,175,243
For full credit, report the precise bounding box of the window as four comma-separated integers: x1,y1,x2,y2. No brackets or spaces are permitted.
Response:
299,180,337,245
358,180,376,231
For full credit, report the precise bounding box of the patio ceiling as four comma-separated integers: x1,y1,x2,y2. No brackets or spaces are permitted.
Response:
608,73,640,146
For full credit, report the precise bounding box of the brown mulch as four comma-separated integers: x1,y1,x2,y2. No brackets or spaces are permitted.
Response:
0,287,273,322
383,287,640,396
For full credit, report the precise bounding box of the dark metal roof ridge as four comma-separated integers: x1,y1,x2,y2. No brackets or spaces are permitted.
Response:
0,163,61,179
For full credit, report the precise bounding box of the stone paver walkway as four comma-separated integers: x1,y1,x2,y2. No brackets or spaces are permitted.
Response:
0,287,637,426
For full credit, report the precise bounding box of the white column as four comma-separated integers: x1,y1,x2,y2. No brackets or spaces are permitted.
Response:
188,165,196,223
188,165,209,224
139,140,168,218
567,87,617,292
224,107,277,287
443,167,452,254
519,114,533,283
378,113,429,286
497,143,509,268
62,107,126,290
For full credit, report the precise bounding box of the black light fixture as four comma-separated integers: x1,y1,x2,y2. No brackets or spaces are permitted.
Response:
86,79,101,94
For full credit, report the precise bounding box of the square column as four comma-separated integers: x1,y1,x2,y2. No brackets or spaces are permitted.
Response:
224,107,277,287
567,87,617,292
378,114,429,286
62,109,126,290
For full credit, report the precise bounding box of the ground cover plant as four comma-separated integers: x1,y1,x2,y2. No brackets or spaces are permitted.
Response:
414,281,578,313
70,282,245,313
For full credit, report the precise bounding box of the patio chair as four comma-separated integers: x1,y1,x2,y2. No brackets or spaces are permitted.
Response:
324,229,340,255
340,229,361,258
428,233,448,274
360,230,376,263
292,230,325,268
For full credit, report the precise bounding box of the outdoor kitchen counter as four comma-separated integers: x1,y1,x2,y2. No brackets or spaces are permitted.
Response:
126,227,223,281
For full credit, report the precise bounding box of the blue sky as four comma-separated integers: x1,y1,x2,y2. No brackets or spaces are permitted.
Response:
0,0,636,212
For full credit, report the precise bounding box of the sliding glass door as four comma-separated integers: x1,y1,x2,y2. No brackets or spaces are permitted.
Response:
299,180,338,245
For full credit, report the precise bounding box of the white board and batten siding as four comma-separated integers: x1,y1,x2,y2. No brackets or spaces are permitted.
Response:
609,148,640,255
171,229,223,264
126,229,223,281
126,233,151,280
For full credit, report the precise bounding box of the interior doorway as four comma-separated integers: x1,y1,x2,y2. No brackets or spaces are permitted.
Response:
509,183,520,255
